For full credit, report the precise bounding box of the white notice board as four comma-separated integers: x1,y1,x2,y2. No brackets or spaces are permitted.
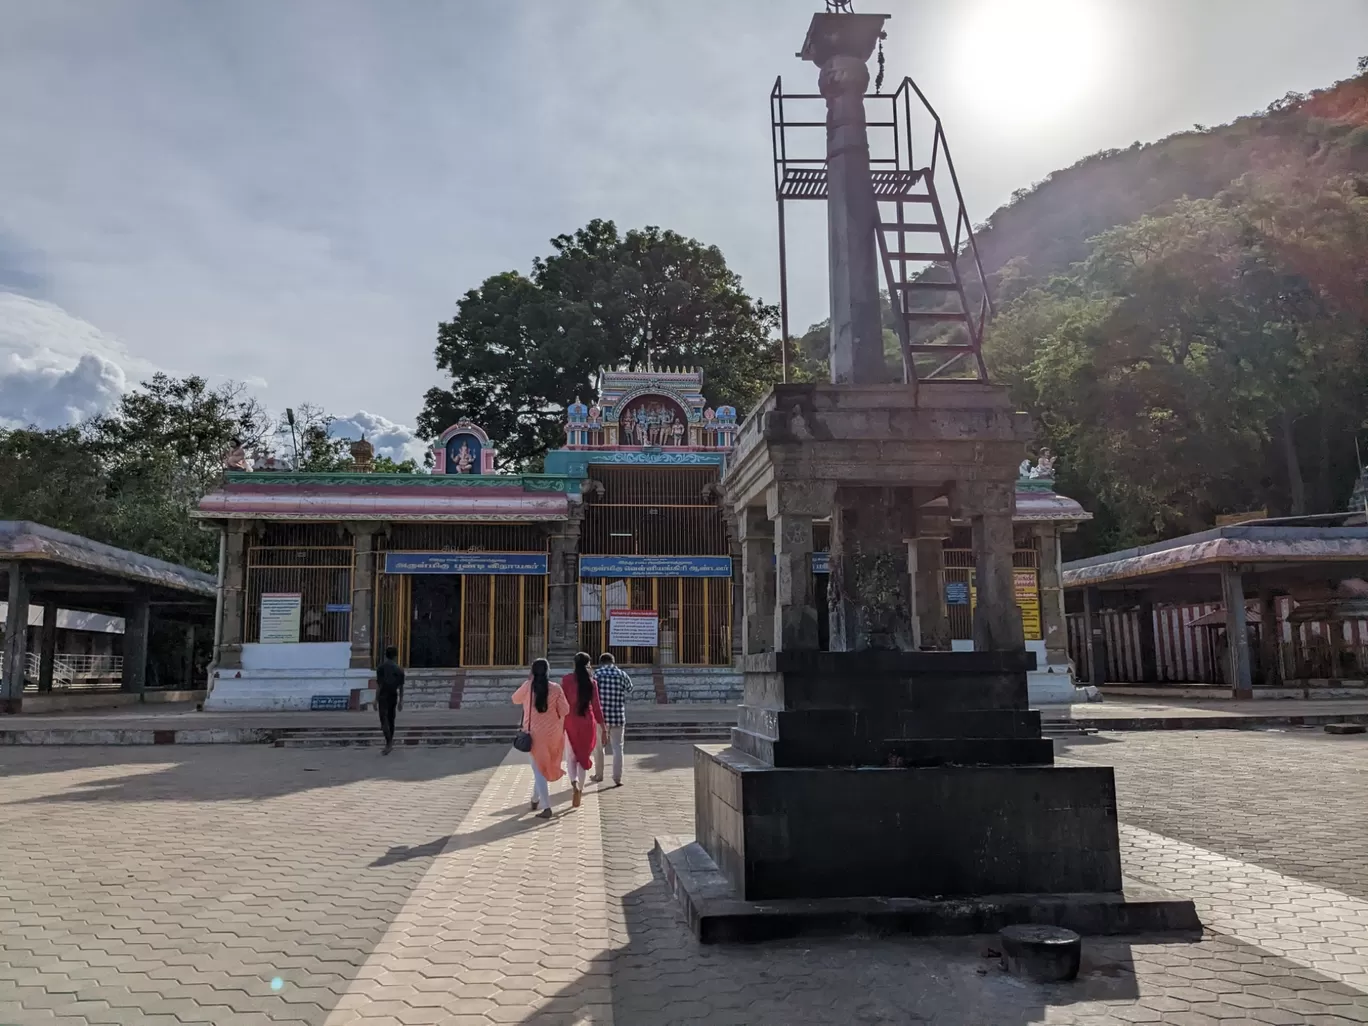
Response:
259,593,302,644
608,609,659,647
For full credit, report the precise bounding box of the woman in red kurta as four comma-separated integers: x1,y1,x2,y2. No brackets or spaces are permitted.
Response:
560,651,605,808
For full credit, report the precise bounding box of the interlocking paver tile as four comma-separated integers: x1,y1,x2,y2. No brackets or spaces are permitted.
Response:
0,744,501,1025
3,728,1367,1024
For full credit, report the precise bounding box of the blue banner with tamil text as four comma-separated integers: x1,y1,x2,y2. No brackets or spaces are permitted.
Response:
384,552,549,575
578,555,733,578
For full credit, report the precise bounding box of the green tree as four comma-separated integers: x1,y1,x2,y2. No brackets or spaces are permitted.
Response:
985,172,1368,549
0,427,111,539
418,220,779,468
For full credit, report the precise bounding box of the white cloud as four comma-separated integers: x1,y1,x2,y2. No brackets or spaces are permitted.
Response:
329,409,428,465
0,291,155,428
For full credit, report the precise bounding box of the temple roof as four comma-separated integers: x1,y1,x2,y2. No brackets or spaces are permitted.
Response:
195,472,578,523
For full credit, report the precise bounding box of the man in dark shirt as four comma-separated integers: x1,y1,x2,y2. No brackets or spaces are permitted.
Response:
376,646,404,755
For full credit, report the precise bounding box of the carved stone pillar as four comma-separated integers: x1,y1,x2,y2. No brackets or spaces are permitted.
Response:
772,514,816,652
345,522,382,669
547,511,583,663
766,482,833,652
828,487,917,652
739,507,775,657
963,481,1024,652
216,523,249,670
915,517,952,651
1034,524,1069,667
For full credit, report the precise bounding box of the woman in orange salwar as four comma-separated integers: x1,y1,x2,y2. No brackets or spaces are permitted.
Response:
560,652,605,809
512,658,569,820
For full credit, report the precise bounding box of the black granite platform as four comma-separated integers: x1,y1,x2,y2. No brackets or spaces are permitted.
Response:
656,835,1203,945
680,650,1199,936
696,744,1123,900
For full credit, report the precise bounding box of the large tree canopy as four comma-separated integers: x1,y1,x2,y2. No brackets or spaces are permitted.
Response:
0,376,410,571
986,171,1368,553
417,219,780,468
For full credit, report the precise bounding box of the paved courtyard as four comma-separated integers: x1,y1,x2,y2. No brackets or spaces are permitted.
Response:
1,728,1366,1025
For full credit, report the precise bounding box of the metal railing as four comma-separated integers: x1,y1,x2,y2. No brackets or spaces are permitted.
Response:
22,652,125,689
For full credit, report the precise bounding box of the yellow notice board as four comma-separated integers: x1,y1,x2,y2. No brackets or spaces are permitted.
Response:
1014,569,1042,641
966,569,1042,642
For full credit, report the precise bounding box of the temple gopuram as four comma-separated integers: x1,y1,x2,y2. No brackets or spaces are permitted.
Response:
196,368,1090,710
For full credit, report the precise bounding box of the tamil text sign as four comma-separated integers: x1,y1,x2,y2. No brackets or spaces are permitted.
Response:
384,552,549,575
578,555,733,578
608,610,660,647
259,593,302,644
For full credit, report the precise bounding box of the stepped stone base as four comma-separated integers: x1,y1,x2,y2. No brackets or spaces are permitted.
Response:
678,650,1199,942
656,835,1201,944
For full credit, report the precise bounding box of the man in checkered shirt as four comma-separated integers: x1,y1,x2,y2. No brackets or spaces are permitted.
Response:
591,653,633,786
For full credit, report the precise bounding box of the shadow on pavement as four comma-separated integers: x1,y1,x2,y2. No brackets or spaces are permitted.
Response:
518,848,1147,1025
0,743,508,804
513,741,1153,1026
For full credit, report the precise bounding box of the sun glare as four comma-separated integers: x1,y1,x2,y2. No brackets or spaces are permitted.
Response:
951,0,1114,129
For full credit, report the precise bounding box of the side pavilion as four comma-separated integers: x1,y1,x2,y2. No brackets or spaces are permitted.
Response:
1062,522,1368,696
1,521,217,713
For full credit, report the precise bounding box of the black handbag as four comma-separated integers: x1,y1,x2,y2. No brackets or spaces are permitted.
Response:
513,699,533,752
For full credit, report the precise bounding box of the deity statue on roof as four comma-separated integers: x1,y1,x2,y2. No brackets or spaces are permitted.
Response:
223,438,251,471
455,443,474,473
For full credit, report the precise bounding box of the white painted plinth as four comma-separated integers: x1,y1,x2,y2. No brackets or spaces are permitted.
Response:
207,644,372,711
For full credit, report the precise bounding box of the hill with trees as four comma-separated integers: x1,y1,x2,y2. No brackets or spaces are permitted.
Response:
977,65,1368,555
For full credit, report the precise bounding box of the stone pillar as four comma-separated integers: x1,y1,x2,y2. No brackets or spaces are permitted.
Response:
903,539,924,652
547,513,583,663
1258,591,1281,687
1222,566,1253,697
772,515,816,652
801,13,891,387
1137,598,1158,683
39,602,58,693
965,477,1024,652
122,593,150,695
915,538,950,650
1034,525,1069,667
730,543,744,663
346,523,379,669
829,487,917,651
217,522,248,670
183,623,196,688
1083,586,1107,686
739,507,775,657
2,562,30,711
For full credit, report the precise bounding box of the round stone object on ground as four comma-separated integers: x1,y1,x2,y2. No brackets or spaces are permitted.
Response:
998,924,1082,982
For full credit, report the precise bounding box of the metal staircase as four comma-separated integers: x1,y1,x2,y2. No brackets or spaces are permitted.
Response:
771,75,993,384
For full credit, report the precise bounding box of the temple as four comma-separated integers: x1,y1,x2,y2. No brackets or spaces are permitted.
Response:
196,367,1091,710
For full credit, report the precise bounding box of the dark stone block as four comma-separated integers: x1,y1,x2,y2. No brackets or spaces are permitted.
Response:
656,835,1202,945
999,924,1082,982
696,745,1124,902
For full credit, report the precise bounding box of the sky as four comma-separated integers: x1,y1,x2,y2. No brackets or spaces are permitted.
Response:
2,0,1365,460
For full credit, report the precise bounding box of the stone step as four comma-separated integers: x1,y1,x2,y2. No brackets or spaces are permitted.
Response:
274,727,732,748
